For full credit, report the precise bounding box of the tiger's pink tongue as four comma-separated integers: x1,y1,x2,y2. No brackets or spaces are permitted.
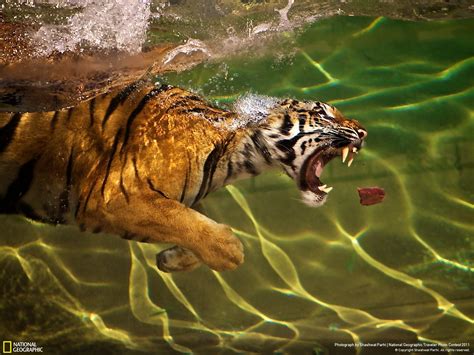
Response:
315,160,324,177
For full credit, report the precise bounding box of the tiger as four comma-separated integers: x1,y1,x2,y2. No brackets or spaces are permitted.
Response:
0,80,367,272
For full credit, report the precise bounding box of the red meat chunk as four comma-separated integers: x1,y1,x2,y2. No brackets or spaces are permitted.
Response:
358,187,385,206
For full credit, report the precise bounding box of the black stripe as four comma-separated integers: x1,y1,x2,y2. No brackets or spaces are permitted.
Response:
300,141,307,155
276,131,307,152
193,144,222,205
101,82,140,129
132,156,140,179
89,98,95,127
66,108,73,123
298,114,307,131
56,147,74,223
0,112,22,153
224,160,233,184
120,85,170,153
0,91,22,107
119,158,130,203
276,135,300,166
74,200,82,219
119,179,129,203
50,111,59,131
204,141,229,198
167,98,190,110
186,107,206,114
65,147,74,188
101,128,122,198
185,95,202,102
294,107,308,113
80,174,100,216
168,93,203,111
0,158,37,213
280,113,293,134
147,178,169,199
244,160,257,175
250,131,272,164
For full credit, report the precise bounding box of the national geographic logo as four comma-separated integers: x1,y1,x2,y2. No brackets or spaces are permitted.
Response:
2,341,43,353
2,342,11,354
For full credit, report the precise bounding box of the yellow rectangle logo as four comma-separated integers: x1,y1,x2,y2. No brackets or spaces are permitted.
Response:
3,341,12,353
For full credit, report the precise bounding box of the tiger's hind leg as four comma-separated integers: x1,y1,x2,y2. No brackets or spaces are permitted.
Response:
157,246,201,272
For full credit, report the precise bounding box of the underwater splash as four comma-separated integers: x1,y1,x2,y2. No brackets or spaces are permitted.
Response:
32,0,152,55
231,93,279,130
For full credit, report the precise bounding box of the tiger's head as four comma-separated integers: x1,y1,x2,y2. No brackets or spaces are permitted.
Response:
235,95,367,207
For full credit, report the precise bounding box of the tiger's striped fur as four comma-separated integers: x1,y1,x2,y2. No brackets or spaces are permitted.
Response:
0,81,367,272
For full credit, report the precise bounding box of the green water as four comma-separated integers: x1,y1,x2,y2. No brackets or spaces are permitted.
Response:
1,16,473,354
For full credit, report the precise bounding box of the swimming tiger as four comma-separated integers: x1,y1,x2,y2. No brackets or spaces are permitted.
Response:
0,81,367,272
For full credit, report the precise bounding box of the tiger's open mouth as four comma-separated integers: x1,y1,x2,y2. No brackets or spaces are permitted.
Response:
301,144,360,198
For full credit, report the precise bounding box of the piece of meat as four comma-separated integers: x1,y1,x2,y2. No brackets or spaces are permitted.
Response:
358,187,385,206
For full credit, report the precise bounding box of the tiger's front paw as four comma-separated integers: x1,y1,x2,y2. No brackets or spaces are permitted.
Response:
197,224,244,271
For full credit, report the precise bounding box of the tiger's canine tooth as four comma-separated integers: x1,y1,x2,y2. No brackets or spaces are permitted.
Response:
342,146,349,163
318,185,333,193
348,156,354,167
322,186,333,193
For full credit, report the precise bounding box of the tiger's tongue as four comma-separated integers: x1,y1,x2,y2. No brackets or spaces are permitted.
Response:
315,159,324,177
305,155,325,194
